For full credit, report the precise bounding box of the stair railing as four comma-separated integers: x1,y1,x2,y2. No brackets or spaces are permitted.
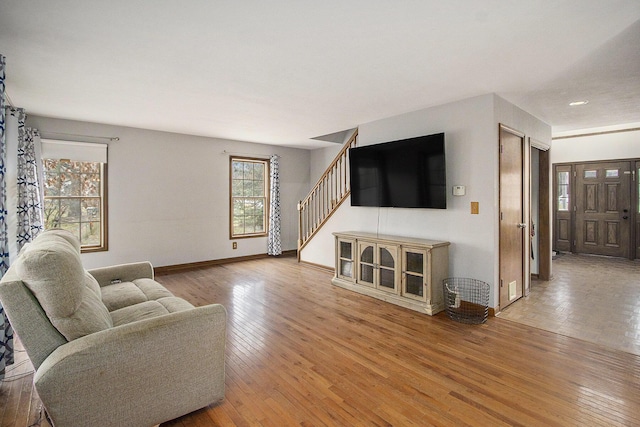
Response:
298,130,358,258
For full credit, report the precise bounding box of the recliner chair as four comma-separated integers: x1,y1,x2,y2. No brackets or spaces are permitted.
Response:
0,229,226,427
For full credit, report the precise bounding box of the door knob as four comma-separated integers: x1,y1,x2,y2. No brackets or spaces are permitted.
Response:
623,216,629,219
517,223,527,229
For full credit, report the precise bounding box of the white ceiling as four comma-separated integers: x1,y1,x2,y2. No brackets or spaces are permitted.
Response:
1,1,640,149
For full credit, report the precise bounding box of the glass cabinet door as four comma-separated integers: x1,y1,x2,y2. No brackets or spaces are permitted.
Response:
402,247,428,301
337,238,355,281
358,241,376,287
377,244,399,294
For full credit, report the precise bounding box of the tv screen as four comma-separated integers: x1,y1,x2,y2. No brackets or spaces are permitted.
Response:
349,133,446,209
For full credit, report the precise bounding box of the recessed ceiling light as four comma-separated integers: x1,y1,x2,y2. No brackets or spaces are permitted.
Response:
569,100,589,106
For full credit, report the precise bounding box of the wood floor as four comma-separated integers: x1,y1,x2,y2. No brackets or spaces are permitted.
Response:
2,255,640,426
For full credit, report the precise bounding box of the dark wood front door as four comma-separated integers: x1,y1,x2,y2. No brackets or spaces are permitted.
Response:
575,161,632,258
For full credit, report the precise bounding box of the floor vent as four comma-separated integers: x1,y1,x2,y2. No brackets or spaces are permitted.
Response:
509,281,517,300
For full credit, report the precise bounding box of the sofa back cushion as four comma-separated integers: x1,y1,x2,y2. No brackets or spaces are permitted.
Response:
14,230,113,341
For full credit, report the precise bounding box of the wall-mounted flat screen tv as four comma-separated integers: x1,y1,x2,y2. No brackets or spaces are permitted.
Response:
349,132,446,209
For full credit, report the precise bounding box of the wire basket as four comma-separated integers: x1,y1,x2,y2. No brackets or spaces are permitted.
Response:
443,277,490,324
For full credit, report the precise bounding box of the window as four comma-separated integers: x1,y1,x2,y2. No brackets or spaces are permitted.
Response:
41,140,108,252
605,169,619,178
230,157,269,238
557,170,570,211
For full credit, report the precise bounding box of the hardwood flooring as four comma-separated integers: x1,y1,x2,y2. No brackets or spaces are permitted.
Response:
2,255,640,426
0,342,48,427
156,256,640,426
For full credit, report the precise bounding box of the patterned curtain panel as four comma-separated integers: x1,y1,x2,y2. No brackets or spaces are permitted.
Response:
0,56,8,274
0,53,15,380
16,126,43,252
267,154,282,256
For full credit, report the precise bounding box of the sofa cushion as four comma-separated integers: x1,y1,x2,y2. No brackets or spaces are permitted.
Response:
100,282,147,311
14,231,113,341
101,278,174,311
156,296,195,313
133,278,175,300
110,297,194,327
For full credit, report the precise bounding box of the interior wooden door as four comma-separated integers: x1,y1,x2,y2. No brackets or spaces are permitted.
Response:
499,125,525,310
575,161,631,258
537,148,551,281
636,161,640,260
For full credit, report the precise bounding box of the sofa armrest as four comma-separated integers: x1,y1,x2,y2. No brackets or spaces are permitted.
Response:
34,303,227,427
88,261,154,287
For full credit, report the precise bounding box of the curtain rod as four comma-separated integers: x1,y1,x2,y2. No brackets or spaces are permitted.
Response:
221,149,274,158
2,98,119,142
40,131,119,142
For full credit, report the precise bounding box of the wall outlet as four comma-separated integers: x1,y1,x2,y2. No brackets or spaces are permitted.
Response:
470,201,479,214
232,242,237,249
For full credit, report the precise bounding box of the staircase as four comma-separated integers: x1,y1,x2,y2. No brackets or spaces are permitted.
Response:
297,129,358,258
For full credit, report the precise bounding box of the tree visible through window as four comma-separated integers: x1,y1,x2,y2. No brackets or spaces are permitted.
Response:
43,159,107,251
230,157,269,238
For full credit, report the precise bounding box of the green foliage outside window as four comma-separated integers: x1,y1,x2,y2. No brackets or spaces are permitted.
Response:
43,159,104,248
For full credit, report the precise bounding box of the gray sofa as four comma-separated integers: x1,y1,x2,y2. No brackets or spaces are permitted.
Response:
0,229,226,427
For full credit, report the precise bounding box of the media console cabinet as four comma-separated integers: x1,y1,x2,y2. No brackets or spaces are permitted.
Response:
332,232,450,315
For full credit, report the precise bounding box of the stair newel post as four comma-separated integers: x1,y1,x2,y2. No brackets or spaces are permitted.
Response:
297,200,302,261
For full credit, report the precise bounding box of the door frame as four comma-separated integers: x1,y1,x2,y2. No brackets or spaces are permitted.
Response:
536,147,552,280
498,124,530,311
529,141,552,281
636,161,640,259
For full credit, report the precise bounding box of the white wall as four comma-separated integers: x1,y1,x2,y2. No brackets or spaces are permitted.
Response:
551,126,640,164
301,94,551,308
309,130,356,185
26,116,311,269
